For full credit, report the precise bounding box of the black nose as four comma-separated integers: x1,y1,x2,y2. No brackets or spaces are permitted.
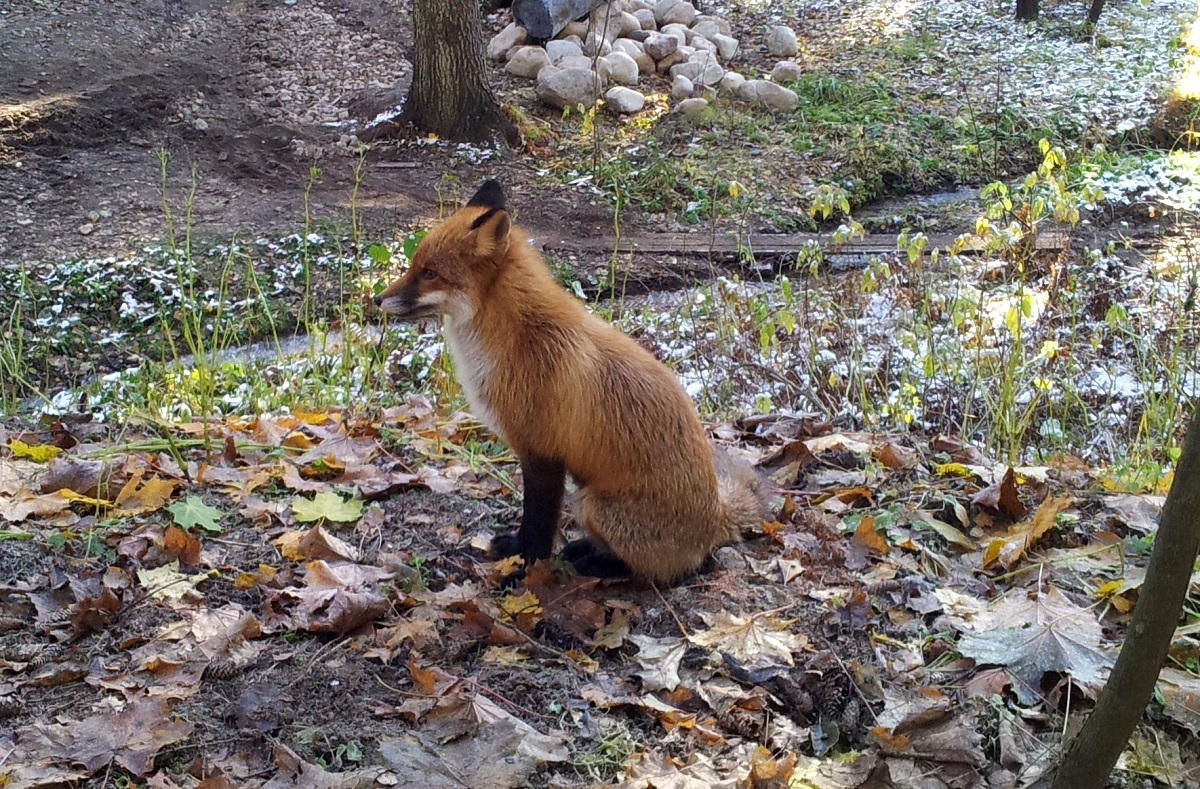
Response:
373,295,383,306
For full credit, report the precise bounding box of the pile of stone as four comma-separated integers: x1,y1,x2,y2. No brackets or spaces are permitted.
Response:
487,0,801,116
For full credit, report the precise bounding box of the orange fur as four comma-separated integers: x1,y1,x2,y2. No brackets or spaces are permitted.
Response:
377,181,768,584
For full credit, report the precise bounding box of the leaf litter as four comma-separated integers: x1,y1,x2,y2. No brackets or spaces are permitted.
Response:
3,398,1198,788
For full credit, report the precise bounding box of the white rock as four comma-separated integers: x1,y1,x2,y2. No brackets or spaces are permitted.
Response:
767,25,799,57
740,79,799,112
537,67,603,109
590,4,624,41
661,23,691,45
693,15,731,36
691,35,714,52
605,86,645,113
545,39,583,65
613,38,654,73
711,33,739,61
603,51,640,85
643,32,678,61
719,71,746,93
634,8,656,30
629,0,654,10
536,64,562,87
487,22,527,62
505,46,551,78
660,0,696,26
583,32,612,57
690,19,722,41
770,60,803,82
617,11,642,37
78,223,95,235
674,97,709,115
653,0,680,24
670,74,694,100
670,50,723,85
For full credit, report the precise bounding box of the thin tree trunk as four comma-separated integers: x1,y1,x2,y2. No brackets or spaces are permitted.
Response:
1015,0,1038,21
396,0,516,144
1042,406,1200,789
1086,0,1106,25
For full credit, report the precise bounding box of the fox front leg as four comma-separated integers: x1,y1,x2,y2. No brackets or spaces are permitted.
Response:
490,454,565,568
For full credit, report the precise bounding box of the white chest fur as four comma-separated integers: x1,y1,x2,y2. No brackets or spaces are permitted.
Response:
444,318,504,440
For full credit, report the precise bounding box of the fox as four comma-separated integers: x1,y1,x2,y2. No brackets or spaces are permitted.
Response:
374,179,769,585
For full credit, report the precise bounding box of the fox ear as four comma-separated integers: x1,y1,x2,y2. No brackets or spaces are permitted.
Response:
466,180,505,211
469,206,511,259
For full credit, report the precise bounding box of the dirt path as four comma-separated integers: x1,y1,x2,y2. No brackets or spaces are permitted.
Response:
0,0,535,266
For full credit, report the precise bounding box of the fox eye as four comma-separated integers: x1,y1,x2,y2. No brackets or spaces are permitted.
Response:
421,269,438,281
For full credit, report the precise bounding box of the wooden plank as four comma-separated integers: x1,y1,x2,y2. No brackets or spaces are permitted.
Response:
542,228,1069,258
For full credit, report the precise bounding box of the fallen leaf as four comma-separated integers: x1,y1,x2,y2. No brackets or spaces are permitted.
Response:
7,439,63,462
629,634,687,692
971,467,1025,518
688,611,807,667
291,491,364,523
167,495,224,534
853,516,889,554
982,494,1073,570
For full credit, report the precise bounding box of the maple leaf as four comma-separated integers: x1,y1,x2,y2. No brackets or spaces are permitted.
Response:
291,490,364,523
167,495,224,534
629,634,687,692
688,611,807,666
957,586,1112,705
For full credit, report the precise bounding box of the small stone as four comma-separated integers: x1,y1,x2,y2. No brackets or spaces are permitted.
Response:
643,32,678,60
603,51,640,85
86,210,100,222
767,25,799,57
670,50,723,85
626,28,651,42
770,60,803,82
690,35,714,52
545,39,583,65
537,67,603,109
78,223,95,235
670,74,694,100
674,97,709,116
193,118,208,131
634,8,656,30
506,46,551,78
719,71,746,93
605,86,645,113
655,48,687,73
711,33,739,61
661,23,691,45
487,22,527,61
739,79,799,112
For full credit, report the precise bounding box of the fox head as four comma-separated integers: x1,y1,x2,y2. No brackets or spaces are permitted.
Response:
374,179,512,322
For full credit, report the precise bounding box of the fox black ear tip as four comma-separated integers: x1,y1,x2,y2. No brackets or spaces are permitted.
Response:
467,179,506,210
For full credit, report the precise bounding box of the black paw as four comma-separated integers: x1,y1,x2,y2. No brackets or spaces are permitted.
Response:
562,538,632,579
490,531,522,559
498,567,527,588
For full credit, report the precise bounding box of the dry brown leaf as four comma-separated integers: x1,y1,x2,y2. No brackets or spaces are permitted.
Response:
163,524,202,566
853,515,889,554
982,494,1073,570
1,490,72,522
971,467,1025,518
689,611,807,666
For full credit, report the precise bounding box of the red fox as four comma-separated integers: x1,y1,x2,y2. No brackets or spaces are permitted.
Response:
375,180,769,584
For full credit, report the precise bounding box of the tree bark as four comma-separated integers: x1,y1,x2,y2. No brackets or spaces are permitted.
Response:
1043,406,1200,789
1015,0,1039,21
395,0,516,144
1086,0,1107,26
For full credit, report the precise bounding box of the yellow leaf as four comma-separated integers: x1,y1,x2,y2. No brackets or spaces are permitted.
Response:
113,475,179,516
501,590,542,619
934,462,973,478
8,439,63,462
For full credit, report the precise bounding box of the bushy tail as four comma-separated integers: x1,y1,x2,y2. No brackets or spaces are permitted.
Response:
711,444,772,541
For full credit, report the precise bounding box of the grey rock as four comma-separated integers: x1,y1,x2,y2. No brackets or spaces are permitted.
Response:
770,60,803,83
660,0,696,26
653,0,680,24
560,20,589,39
545,38,583,65
537,67,604,109
711,33,739,61
670,74,694,100
767,25,799,57
506,46,551,78
643,32,678,60
605,86,645,113
633,8,656,30
661,22,691,45
603,50,640,85
613,38,654,73
670,50,723,85
690,19,722,41
487,22,528,61
674,97,709,116
693,14,731,36
718,70,746,93
739,79,799,112
583,32,612,57
655,48,687,73
626,28,651,42
616,11,642,37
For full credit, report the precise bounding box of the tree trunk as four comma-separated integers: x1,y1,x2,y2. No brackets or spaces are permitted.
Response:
1015,0,1039,21
395,0,516,144
1042,406,1200,789
1086,0,1107,25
